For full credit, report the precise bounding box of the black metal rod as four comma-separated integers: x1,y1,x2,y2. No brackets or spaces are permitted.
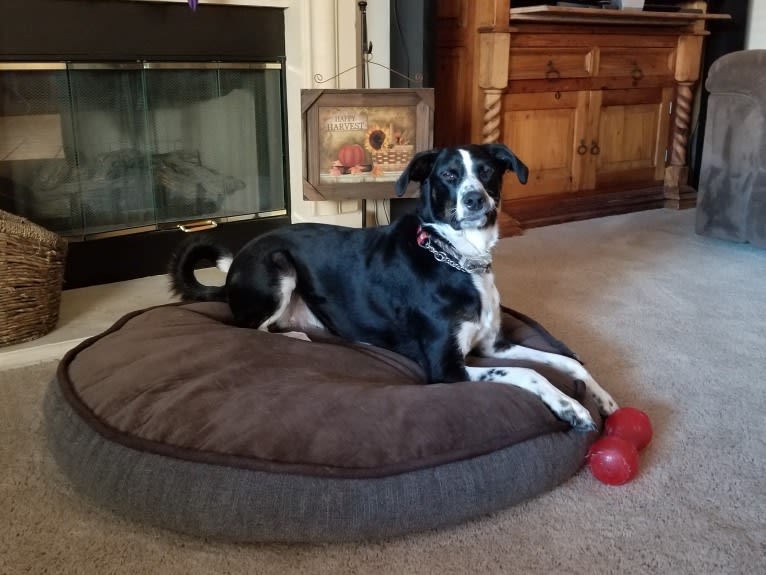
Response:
359,1,369,227
359,1,368,89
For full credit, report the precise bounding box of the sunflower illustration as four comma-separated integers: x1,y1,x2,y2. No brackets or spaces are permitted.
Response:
364,125,392,155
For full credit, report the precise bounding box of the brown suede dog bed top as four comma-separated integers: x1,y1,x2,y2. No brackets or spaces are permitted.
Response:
44,302,600,542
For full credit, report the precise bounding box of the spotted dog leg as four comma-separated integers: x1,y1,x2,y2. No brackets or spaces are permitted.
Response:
466,366,597,431
487,343,619,416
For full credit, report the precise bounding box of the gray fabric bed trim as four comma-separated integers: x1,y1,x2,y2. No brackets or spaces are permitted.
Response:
44,376,590,543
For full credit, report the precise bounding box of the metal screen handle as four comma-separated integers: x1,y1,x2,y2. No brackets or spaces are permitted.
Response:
178,220,218,233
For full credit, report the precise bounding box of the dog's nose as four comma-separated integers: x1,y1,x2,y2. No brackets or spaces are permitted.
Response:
463,191,486,212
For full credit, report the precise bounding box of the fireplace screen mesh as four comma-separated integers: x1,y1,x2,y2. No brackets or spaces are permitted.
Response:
0,62,286,239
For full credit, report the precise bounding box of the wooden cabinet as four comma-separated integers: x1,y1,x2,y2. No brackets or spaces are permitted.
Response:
590,87,672,188
503,86,673,197
434,1,729,235
502,90,588,198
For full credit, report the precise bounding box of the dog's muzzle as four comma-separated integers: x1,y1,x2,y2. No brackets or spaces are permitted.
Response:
458,190,495,229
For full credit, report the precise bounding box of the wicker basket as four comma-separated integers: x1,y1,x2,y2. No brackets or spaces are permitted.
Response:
372,145,414,173
0,210,68,347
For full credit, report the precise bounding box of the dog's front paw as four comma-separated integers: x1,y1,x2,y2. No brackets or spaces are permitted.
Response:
555,396,597,432
555,359,618,419
585,385,619,417
596,395,619,417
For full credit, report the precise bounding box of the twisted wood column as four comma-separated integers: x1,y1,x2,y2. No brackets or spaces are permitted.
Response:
670,82,694,167
664,81,696,208
482,89,503,144
477,32,510,145
664,25,706,208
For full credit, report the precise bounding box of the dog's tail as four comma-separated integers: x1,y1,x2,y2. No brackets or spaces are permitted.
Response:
168,237,233,302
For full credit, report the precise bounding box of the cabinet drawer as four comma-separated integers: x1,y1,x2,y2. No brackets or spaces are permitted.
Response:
509,48,593,81
598,48,675,80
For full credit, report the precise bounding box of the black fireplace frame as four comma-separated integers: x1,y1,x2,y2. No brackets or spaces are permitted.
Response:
1,0,291,288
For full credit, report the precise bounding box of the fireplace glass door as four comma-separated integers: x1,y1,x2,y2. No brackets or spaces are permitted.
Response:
0,62,286,239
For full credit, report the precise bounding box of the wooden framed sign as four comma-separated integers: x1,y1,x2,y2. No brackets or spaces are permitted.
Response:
301,88,434,200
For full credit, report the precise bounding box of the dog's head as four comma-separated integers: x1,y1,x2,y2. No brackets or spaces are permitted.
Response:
395,143,528,231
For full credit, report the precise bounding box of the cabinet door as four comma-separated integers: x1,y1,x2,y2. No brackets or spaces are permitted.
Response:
588,87,672,189
501,90,589,200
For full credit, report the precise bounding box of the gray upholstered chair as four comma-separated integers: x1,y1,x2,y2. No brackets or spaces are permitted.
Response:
695,49,766,249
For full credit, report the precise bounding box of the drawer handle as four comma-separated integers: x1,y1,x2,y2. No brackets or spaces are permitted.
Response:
590,141,601,156
631,62,644,84
545,60,561,82
577,140,588,155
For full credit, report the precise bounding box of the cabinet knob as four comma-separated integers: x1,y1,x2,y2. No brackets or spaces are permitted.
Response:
631,62,644,85
590,141,601,156
545,60,561,82
577,140,588,155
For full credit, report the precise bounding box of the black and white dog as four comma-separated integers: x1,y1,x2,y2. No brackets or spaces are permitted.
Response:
169,143,617,430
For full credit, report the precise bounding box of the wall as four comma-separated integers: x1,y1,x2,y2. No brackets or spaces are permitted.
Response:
747,0,766,48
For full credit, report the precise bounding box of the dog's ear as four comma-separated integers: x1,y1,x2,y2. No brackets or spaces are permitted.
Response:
485,143,529,185
395,148,441,196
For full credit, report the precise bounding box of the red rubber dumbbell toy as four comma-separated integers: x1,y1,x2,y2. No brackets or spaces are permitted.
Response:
588,407,653,486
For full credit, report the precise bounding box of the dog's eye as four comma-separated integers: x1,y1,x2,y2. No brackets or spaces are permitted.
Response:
478,165,494,181
441,170,458,183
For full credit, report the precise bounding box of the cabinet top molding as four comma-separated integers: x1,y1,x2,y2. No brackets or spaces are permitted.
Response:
510,6,730,27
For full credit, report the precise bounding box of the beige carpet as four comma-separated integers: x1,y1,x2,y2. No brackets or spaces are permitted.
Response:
1,209,764,574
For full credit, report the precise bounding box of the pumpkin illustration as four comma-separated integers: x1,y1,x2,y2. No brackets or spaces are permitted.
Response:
337,143,366,168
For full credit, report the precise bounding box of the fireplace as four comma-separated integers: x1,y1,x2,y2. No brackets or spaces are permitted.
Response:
0,0,290,288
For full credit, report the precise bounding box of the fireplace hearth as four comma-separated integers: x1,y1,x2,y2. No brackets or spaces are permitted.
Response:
0,0,289,288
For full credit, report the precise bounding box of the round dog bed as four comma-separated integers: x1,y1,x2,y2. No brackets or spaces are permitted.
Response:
44,302,601,543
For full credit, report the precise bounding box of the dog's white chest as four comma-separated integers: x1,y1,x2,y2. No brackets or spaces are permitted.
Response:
474,271,500,335
456,272,500,355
